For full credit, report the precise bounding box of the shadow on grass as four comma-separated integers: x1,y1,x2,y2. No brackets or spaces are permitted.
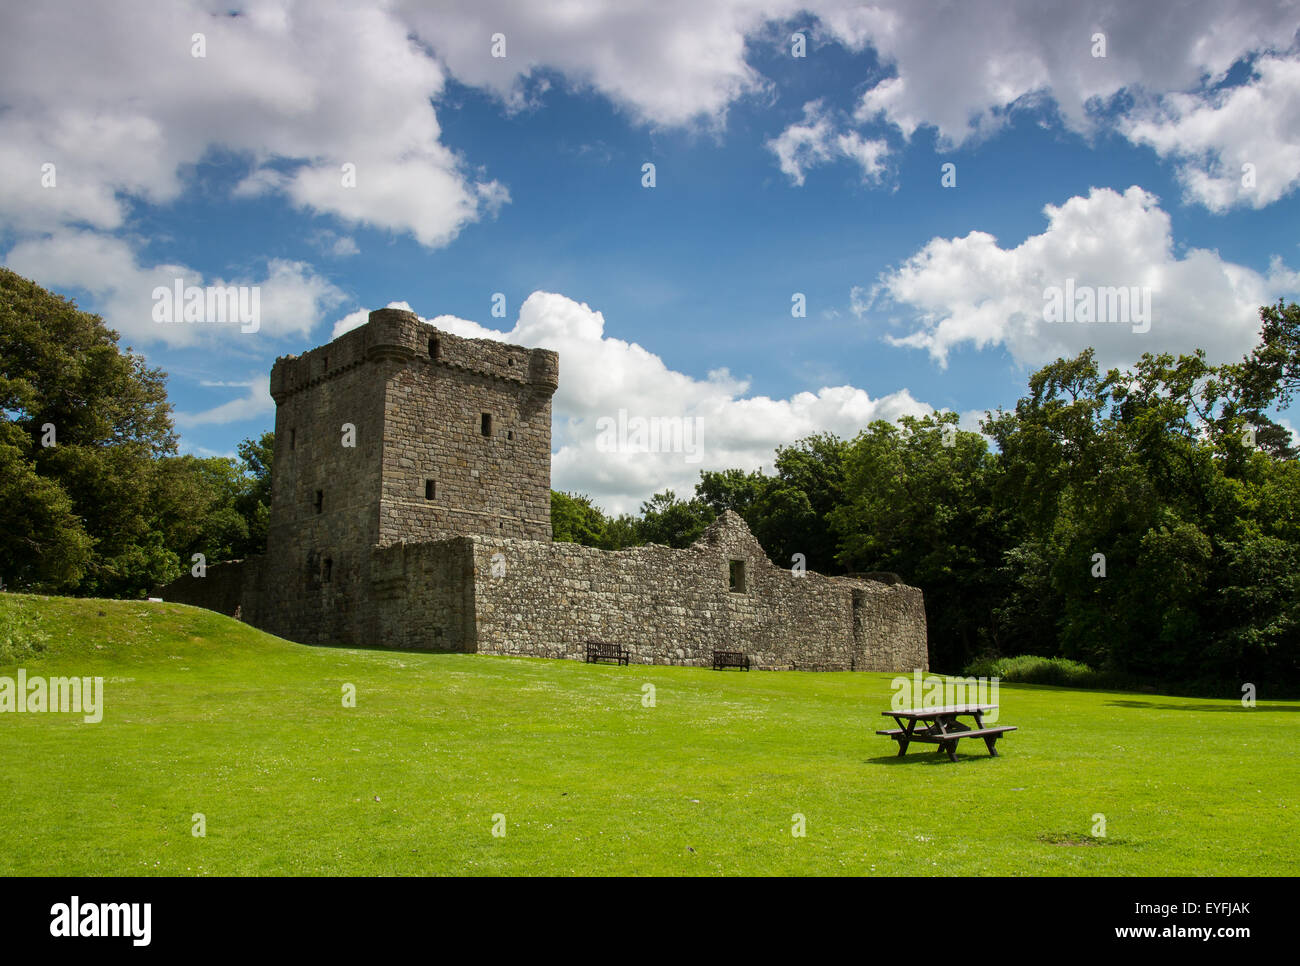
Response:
865,751,1004,766
310,640,477,656
1039,831,1131,847
1105,700,1300,713
972,679,1300,702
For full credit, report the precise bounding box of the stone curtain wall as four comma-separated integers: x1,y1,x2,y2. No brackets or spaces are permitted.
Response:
360,539,477,652
155,558,253,619
466,511,929,671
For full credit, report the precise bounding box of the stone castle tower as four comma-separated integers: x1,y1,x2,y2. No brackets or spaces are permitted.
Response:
161,305,929,672
256,307,557,643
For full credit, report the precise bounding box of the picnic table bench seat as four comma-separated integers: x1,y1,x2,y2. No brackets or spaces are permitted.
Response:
876,725,1015,741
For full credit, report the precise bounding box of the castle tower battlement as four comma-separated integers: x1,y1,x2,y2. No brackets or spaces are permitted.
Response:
270,308,558,402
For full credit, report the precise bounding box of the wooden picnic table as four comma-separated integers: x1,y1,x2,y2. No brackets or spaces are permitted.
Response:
876,704,1015,762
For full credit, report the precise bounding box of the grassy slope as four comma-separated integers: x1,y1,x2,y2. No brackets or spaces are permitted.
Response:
0,594,1296,876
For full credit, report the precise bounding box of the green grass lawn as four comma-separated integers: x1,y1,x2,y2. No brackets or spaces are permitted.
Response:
1,593,1296,876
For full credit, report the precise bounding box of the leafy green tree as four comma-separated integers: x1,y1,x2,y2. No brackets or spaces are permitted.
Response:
986,339,1299,687
551,490,609,546
695,438,846,575
1223,299,1300,459
637,490,715,548
153,455,251,567
746,482,820,573
600,513,642,550
696,468,769,517
696,467,815,567
831,412,1002,671
235,431,274,556
0,425,93,590
770,433,849,574
1,268,177,596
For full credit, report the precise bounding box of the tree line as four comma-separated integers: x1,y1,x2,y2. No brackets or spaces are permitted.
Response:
4,267,1297,691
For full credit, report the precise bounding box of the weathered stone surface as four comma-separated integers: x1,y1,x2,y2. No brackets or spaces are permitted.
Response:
159,307,929,672
469,512,927,670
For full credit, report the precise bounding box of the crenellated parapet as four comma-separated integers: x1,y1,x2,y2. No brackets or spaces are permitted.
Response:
270,308,558,403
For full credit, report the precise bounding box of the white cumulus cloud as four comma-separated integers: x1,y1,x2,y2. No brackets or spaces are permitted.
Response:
4,230,346,347
768,100,890,186
1119,55,1300,211
868,186,1300,369
0,0,506,246
775,1,1300,207
394,0,804,128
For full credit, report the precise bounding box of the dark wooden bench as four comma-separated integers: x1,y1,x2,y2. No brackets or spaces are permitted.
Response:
585,640,630,665
712,650,751,671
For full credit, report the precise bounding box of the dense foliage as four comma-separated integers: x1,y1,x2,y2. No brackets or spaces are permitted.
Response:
1,268,271,596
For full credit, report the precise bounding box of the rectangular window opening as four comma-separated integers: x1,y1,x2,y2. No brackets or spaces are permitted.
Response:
314,490,323,514
425,479,436,500
322,558,332,583
429,337,440,359
289,429,296,450
481,413,492,437
729,559,747,594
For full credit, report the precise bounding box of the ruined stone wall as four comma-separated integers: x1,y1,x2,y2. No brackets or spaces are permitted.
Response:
850,581,929,672
162,519,928,672
463,511,928,671
154,558,254,620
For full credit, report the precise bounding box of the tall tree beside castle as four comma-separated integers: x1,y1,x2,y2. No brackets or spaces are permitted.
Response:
0,268,269,595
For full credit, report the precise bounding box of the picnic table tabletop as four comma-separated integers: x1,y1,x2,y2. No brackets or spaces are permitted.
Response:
883,704,996,718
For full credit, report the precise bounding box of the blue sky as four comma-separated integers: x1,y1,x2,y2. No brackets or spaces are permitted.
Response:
3,1,1298,512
